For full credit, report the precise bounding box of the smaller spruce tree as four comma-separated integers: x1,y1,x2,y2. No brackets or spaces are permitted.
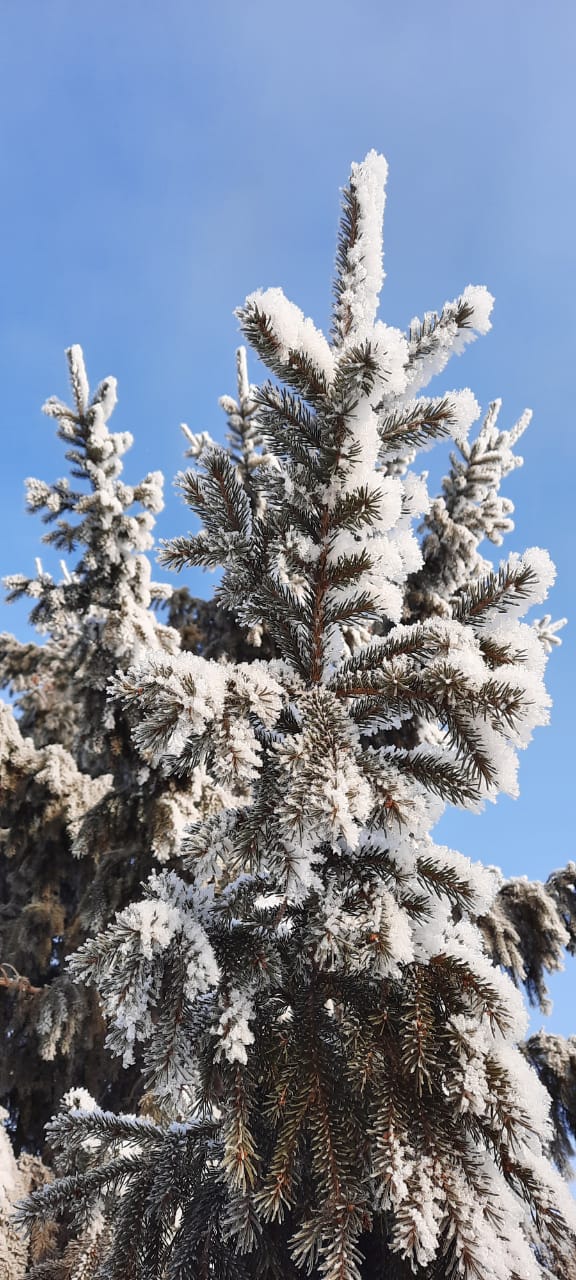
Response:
0,348,192,1153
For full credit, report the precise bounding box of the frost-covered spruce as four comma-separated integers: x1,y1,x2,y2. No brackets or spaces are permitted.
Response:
0,350,201,1155
24,157,576,1280
1,345,178,771
170,346,576,1079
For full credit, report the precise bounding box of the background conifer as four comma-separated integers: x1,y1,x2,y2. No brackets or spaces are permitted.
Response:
0,348,189,1154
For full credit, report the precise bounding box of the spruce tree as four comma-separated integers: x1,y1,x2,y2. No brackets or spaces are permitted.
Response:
167,352,576,1097
21,153,576,1279
0,347,192,1153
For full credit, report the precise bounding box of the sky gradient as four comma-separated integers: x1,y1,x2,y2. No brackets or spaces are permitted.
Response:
1,0,575,1034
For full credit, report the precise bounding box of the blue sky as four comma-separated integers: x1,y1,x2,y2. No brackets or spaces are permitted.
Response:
1,0,575,1033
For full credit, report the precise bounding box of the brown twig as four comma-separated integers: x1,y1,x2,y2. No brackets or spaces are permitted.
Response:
0,962,41,995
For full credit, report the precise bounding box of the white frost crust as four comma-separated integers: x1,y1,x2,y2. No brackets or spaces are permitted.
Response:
406,284,495,396
338,149,389,341
489,1042,553,1148
459,283,494,336
242,287,335,383
212,988,255,1066
67,344,90,413
445,386,481,442
371,323,409,394
441,920,529,1039
61,1086,99,1114
503,547,556,616
212,983,256,1064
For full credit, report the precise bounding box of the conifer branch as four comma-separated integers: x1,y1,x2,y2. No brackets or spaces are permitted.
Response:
453,561,541,625
378,396,459,453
